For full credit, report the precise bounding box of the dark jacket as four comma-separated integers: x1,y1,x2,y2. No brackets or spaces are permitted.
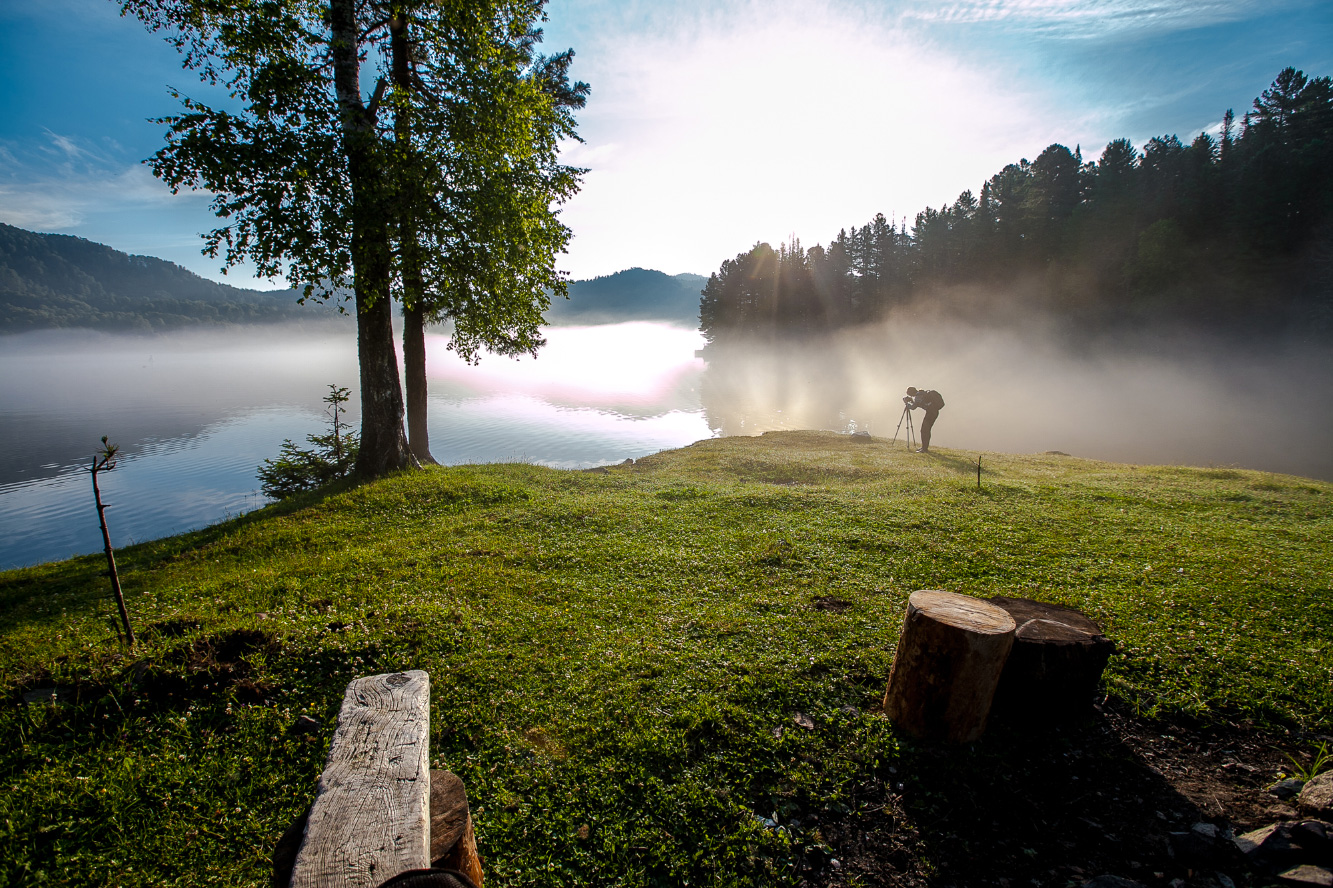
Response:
909,390,945,412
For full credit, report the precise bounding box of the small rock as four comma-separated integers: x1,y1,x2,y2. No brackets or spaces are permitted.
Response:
1216,874,1237,888
1277,864,1333,887
1082,876,1146,888
1193,822,1220,840
293,715,322,734
793,712,815,730
840,705,860,717
1292,820,1333,862
1298,773,1333,817
1270,804,1304,819
1235,822,1304,871
1272,778,1309,801
829,859,842,870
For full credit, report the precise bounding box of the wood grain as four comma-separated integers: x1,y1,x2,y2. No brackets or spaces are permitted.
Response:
290,671,432,888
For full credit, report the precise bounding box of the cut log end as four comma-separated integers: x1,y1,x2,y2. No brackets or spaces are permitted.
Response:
882,590,1016,744
987,597,1116,724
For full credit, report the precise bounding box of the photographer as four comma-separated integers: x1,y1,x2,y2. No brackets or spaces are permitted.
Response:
903,387,945,453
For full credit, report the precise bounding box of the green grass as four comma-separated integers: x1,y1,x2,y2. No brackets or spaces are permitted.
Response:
2,431,1330,886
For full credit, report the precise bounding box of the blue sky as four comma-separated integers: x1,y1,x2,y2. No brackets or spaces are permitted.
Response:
2,0,1330,286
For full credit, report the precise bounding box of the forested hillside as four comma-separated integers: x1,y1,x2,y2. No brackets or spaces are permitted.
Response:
546,267,707,325
701,67,1333,342
0,224,319,331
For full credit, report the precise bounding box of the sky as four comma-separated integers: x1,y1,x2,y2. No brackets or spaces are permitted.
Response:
1,0,1331,287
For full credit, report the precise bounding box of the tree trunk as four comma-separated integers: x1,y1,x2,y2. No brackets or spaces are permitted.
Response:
331,0,414,478
390,8,437,467
881,590,1016,743
986,596,1116,724
402,302,437,465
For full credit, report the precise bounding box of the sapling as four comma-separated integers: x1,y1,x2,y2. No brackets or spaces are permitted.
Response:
90,435,135,647
257,384,360,499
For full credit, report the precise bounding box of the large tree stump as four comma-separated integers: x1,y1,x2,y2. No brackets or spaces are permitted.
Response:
986,597,1115,723
430,770,484,886
881,590,1016,743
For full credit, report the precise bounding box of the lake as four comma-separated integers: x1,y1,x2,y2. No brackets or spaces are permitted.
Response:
3,319,1331,569
0,322,711,569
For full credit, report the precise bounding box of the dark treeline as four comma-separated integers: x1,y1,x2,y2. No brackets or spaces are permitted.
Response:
700,67,1333,343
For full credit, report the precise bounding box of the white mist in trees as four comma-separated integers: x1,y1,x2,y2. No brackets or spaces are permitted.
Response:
121,0,585,474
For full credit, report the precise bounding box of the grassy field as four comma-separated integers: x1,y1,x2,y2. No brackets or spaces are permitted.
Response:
2,431,1330,887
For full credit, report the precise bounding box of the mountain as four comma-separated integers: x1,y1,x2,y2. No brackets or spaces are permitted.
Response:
546,267,706,326
0,223,322,332
1,223,705,331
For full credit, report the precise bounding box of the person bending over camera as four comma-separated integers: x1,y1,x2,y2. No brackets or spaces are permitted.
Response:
903,387,945,453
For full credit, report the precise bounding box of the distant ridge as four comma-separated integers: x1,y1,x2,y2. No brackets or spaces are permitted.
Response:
0,223,705,332
0,223,323,332
548,267,705,327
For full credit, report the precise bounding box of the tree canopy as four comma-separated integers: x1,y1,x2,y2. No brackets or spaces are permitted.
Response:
123,0,586,475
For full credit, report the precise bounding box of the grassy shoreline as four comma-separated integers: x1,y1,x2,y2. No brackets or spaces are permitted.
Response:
3,431,1330,886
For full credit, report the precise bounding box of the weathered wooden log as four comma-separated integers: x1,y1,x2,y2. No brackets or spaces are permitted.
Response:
881,590,1016,743
290,671,432,888
430,770,484,887
987,597,1115,723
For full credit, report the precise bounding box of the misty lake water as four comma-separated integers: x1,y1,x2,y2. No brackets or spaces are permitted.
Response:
3,319,1331,569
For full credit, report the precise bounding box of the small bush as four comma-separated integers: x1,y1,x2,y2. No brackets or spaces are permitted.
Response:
257,385,358,499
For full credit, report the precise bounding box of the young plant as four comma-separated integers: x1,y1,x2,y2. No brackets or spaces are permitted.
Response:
1285,741,1332,782
257,385,361,500
90,435,135,647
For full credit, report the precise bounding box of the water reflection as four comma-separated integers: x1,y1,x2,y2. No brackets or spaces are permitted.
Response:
0,322,711,568
4,318,1328,570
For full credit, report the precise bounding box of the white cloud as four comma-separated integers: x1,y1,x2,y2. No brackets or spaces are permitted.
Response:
895,0,1284,35
555,1,1084,278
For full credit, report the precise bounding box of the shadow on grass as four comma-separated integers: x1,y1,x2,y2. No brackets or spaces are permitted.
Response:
810,707,1243,888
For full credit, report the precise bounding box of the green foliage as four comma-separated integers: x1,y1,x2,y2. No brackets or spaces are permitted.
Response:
2,433,1330,885
257,385,358,499
1285,741,1332,782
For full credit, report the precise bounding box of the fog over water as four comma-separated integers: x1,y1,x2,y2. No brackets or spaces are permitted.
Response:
1,318,1329,569
701,320,1333,482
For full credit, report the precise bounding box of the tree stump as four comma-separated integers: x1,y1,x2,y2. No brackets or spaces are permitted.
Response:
881,590,1016,743
430,770,484,887
986,597,1115,723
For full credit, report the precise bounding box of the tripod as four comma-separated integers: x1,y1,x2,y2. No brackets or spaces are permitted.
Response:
892,403,916,450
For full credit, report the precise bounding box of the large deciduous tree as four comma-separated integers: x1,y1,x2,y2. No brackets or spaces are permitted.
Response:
123,0,585,473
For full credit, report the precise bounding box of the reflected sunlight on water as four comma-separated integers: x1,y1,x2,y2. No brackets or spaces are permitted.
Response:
0,322,712,568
